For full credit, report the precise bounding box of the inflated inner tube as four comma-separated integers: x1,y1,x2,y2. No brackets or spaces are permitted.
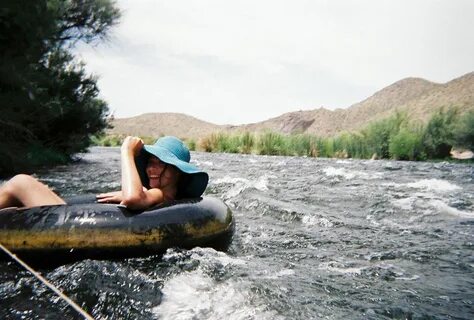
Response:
0,196,234,265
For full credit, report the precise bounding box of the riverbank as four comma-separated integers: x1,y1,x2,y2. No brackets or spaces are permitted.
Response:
92,108,473,162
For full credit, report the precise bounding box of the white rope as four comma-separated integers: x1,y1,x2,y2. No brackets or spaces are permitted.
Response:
0,243,94,320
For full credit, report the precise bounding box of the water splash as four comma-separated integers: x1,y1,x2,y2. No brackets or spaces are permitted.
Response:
406,179,461,192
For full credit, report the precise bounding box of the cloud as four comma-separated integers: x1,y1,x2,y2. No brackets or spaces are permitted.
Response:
75,0,474,124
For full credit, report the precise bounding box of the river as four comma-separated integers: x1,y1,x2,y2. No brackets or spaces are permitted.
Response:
1,147,473,319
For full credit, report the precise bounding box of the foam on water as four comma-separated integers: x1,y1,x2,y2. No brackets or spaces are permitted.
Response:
336,160,352,164
388,179,468,223
395,275,420,281
256,268,295,280
322,166,382,180
429,200,474,218
301,215,334,227
317,261,364,275
405,179,461,192
274,160,287,166
323,167,355,180
319,261,415,282
154,270,280,320
192,160,214,167
391,196,474,220
392,197,415,210
365,214,381,227
213,176,249,185
154,248,278,320
189,247,248,267
213,175,273,199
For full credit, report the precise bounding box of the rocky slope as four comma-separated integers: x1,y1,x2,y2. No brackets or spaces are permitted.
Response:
108,72,474,139
109,113,221,139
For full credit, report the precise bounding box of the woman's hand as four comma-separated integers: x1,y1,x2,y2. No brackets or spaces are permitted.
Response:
96,191,123,204
121,136,144,156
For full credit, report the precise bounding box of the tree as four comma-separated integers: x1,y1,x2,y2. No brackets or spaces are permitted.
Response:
452,110,474,150
0,0,120,175
362,111,408,159
422,108,459,158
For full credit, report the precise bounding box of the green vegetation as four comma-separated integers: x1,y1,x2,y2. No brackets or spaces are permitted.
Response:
453,110,474,150
422,108,458,159
194,108,473,161
257,132,287,155
186,138,197,151
93,107,472,162
199,133,241,153
389,127,424,161
0,1,120,176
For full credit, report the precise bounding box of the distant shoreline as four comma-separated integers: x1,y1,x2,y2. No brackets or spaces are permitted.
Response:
92,108,474,163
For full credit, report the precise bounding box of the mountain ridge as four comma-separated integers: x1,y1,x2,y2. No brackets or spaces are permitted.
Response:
109,71,474,139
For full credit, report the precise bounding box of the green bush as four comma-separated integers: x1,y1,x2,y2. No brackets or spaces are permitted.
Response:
240,132,255,154
452,110,474,150
195,107,469,161
199,134,218,152
287,134,318,156
221,134,241,153
257,132,287,155
90,134,124,147
422,108,459,158
319,138,334,158
197,132,240,153
389,127,424,160
26,144,69,167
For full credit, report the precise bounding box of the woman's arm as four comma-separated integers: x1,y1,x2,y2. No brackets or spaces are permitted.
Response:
119,136,165,210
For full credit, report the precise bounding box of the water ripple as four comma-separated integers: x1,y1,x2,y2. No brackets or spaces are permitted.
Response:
1,149,473,319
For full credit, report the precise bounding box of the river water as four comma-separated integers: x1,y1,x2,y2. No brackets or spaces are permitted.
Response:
1,147,473,319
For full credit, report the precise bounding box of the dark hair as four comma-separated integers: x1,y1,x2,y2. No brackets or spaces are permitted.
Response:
135,149,151,189
175,173,190,199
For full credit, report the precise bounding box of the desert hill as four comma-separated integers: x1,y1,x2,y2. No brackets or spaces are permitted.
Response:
109,72,474,139
110,113,221,139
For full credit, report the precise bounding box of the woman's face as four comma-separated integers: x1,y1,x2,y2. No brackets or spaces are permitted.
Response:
146,156,180,189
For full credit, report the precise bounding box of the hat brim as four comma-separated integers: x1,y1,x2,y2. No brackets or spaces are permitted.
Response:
139,145,208,198
144,145,201,174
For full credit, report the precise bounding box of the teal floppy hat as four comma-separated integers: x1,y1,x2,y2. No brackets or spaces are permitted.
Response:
137,136,209,198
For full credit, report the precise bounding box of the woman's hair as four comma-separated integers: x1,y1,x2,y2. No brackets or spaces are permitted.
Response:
175,173,189,199
135,149,151,189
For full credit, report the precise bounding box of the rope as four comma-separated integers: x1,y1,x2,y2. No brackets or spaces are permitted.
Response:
0,243,94,320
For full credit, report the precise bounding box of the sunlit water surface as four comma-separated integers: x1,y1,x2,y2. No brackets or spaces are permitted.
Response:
1,147,473,319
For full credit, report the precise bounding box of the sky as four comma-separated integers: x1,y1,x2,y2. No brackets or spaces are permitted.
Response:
75,0,474,125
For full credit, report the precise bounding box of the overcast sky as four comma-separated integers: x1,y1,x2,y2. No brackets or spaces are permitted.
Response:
75,0,474,125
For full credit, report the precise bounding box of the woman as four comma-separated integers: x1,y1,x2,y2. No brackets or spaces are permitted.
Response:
0,136,208,211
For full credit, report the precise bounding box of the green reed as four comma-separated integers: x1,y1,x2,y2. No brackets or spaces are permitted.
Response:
91,107,472,161
197,107,473,161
